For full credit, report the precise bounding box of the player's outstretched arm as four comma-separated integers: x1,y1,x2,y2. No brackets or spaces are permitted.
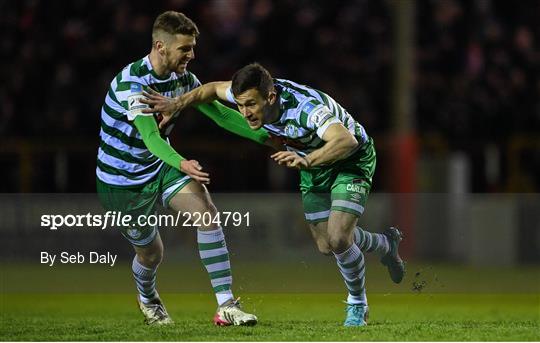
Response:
133,115,210,184
141,82,231,129
271,124,358,169
304,123,358,166
140,82,283,150
195,101,282,148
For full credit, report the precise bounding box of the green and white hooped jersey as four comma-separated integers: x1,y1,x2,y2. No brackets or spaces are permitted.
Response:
226,78,368,161
96,55,201,186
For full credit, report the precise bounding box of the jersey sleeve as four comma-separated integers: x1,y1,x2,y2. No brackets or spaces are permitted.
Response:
195,101,269,145
159,72,203,137
133,115,184,169
187,72,202,91
225,86,237,104
297,100,341,138
125,83,152,121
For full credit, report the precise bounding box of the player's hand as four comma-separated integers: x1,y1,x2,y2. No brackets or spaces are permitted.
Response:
140,88,185,129
271,151,310,169
180,159,210,184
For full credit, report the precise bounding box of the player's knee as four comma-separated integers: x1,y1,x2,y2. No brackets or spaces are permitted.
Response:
318,248,332,256
138,251,163,268
328,233,350,253
315,240,332,256
198,198,219,230
196,189,218,216
204,201,218,217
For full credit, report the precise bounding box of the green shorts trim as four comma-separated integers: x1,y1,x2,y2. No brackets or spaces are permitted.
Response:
300,137,376,223
162,174,191,207
96,164,192,246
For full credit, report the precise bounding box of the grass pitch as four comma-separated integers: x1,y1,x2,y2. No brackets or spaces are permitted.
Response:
2,293,538,341
1,262,539,341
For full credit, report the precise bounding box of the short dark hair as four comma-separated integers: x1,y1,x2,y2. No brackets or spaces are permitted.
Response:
231,63,274,97
152,11,199,42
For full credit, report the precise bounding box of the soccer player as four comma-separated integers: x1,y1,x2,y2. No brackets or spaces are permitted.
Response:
96,12,268,326
142,63,406,327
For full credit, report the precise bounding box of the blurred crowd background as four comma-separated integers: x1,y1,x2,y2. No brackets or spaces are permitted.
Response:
1,0,539,192
1,1,539,264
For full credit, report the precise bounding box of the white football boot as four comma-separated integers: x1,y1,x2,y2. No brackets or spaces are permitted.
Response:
213,298,258,326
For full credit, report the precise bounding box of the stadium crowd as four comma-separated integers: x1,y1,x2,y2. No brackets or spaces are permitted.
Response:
2,0,538,192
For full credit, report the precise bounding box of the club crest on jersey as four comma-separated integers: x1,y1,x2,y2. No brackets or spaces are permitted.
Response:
284,123,299,138
126,229,142,239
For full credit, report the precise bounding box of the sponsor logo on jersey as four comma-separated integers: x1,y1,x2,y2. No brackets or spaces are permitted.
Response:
302,101,315,114
130,83,143,93
350,192,361,202
128,95,148,111
127,94,147,111
346,184,365,193
309,106,333,127
128,83,148,114
127,93,151,120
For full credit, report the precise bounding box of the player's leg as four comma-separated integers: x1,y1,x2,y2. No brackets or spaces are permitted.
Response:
166,180,257,326
302,170,383,257
300,181,367,326
310,220,396,259
308,218,369,327
326,209,369,327
307,203,404,284
379,227,405,283
132,231,163,303
302,184,333,255
332,181,405,284
327,157,379,327
353,225,405,284
353,226,389,255
334,138,405,283
168,181,233,304
309,221,332,255
96,178,172,325
132,232,173,325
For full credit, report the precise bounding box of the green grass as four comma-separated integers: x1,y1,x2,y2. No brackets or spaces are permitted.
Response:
1,262,539,340
2,261,539,293
1,293,538,341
